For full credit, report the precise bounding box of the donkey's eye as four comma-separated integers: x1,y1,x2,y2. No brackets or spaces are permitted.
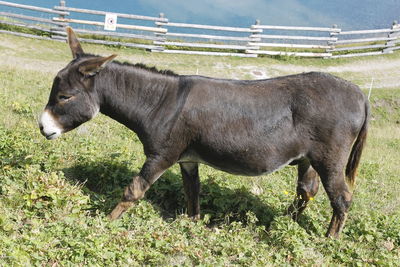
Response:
58,95,72,101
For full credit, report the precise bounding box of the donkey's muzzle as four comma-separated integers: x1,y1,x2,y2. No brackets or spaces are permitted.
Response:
38,110,63,140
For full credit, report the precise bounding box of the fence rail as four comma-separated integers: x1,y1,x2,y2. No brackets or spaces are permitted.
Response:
52,17,167,33
0,11,65,26
0,0,68,15
53,5,168,22
0,0,399,58
251,24,341,33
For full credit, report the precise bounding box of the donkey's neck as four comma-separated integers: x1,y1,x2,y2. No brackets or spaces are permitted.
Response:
96,64,180,140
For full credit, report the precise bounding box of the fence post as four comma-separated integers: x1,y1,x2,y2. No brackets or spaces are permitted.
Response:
51,0,68,41
383,20,398,54
246,19,261,57
326,24,339,58
152,13,167,52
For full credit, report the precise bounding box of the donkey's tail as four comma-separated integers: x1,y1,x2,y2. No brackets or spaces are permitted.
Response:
345,100,370,189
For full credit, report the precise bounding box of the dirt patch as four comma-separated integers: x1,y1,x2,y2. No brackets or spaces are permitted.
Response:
237,66,270,79
233,57,400,89
2,55,64,74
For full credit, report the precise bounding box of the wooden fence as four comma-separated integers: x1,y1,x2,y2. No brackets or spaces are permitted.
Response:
0,0,399,58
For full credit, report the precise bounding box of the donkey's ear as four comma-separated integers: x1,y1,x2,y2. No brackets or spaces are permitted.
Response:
66,27,84,59
78,54,117,76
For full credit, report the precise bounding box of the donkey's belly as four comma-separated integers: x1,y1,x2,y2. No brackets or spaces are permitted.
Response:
178,148,302,176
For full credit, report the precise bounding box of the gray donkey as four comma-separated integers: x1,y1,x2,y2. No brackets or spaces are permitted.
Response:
39,27,369,238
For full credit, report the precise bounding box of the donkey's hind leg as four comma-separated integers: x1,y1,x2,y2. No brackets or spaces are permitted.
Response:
312,160,353,238
322,171,352,238
288,158,319,221
180,163,201,219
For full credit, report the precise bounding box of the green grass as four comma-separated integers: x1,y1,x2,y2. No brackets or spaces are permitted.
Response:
1,34,400,265
0,20,51,38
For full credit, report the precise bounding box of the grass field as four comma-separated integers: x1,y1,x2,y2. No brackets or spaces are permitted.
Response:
0,33,399,266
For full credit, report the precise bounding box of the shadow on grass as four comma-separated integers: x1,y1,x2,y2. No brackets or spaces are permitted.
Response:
296,214,320,236
63,159,315,231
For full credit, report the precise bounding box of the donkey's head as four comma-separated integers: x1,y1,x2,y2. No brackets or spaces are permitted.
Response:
39,27,116,140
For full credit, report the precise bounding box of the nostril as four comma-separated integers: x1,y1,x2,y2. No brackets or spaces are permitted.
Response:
39,125,44,131
45,132,58,140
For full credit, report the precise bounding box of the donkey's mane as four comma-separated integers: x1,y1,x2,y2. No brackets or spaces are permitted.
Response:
120,62,178,77
76,53,178,77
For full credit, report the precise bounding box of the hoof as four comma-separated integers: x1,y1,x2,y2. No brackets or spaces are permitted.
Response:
191,214,200,221
108,201,133,220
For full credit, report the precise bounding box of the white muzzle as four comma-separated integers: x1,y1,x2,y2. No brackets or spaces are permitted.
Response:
39,110,62,140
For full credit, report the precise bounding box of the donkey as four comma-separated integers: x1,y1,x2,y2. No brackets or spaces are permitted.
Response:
39,27,369,238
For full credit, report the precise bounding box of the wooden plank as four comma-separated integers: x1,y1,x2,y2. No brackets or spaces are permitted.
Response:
156,21,261,33
154,41,251,50
152,49,257,57
391,45,400,51
254,34,337,41
0,12,66,26
383,45,400,53
51,28,164,41
392,39,400,44
246,49,332,57
0,29,56,40
331,51,383,58
390,31,400,38
52,17,167,33
328,43,391,52
0,0,68,15
0,20,53,33
249,42,330,49
339,28,399,35
334,36,396,45
54,5,167,22
157,32,257,42
385,40,398,47
252,24,340,32
53,35,162,50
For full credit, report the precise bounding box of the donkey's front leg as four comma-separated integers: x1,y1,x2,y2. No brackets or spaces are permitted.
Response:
109,157,171,220
180,162,200,220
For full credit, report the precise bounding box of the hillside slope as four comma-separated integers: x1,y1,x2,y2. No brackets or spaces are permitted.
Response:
0,33,399,266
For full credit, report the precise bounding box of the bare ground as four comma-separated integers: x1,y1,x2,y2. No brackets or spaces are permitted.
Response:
218,58,400,89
